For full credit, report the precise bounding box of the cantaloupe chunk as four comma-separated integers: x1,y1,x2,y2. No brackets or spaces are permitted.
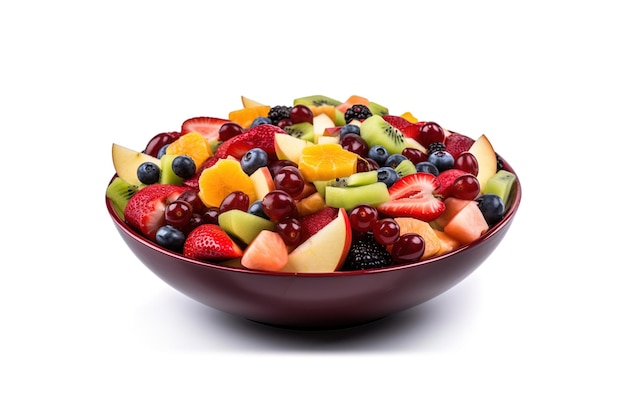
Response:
443,201,489,245
241,230,288,272
433,230,461,256
435,197,473,229
392,217,442,259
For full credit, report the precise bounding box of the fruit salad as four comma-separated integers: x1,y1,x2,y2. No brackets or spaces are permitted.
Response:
106,94,517,273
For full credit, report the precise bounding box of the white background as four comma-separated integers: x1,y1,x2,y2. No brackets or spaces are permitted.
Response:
1,1,624,415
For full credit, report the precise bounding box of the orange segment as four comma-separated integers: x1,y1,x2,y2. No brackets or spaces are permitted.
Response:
400,111,418,123
392,217,442,259
228,105,271,129
198,159,256,208
298,143,358,182
165,132,212,169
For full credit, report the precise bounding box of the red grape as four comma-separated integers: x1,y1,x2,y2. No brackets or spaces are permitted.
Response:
454,152,479,176
340,133,368,157
219,191,250,213
452,174,480,200
274,166,305,197
419,122,445,146
373,218,400,245
402,147,428,164
391,233,425,264
276,217,303,246
165,200,193,228
349,204,379,232
261,190,297,221
289,104,314,124
218,122,244,141
144,132,180,157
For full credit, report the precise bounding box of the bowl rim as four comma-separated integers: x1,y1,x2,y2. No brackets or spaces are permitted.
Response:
106,157,521,278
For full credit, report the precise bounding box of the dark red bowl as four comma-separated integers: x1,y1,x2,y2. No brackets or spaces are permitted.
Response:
106,158,521,329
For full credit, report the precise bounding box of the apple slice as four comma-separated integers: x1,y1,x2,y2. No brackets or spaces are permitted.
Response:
274,132,312,163
249,166,275,200
468,134,497,193
112,143,161,186
241,96,266,108
281,208,351,273
312,113,336,141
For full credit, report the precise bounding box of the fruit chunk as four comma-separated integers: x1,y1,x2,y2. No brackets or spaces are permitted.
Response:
241,96,266,108
249,166,275,200
325,182,390,211
198,159,256,208
281,208,351,273
444,133,475,158
228,105,271,129
165,131,212,168
377,173,445,222
392,217,442,259
241,230,289,272
468,134,497,193
124,184,187,241
433,229,461,255
443,201,489,245
274,132,312,163
434,197,473,229
359,114,407,155
312,113,336,141
183,224,243,260
181,116,230,142
218,209,275,245
214,124,284,160
159,154,183,185
298,143,358,182
106,177,139,219
112,143,162,187
484,169,516,206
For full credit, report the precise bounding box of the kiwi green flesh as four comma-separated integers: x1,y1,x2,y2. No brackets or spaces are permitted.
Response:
293,95,342,107
325,182,390,211
285,122,315,142
359,115,406,155
484,170,517,207
368,101,389,116
218,209,275,245
106,177,139,220
394,159,417,177
159,154,183,185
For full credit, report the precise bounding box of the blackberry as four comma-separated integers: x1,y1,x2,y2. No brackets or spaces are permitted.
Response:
428,141,446,155
344,104,372,124
268,105,292,125
342,232,393,270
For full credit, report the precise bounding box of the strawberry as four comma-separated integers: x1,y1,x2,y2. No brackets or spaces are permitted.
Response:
181,116,230,141
377,173,445,222
435,169,467,199
124,184,188,241
444,132,475,158
299,206,338,242
383,115,420,140
214,124,284,160
183,224,243,260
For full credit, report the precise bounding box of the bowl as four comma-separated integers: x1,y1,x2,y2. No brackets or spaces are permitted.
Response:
106,158,521,330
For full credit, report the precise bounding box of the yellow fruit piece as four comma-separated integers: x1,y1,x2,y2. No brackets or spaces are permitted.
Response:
298,143,358,182
393,217,442,259
296,192,326,217
400,112,418,123
198,159,256,208
228,105,271,129
166,132,212,169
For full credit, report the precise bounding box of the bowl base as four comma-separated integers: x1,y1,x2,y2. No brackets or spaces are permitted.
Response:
245,315,390,332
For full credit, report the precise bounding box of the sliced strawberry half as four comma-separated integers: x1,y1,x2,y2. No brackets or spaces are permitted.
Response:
383,115,420,140
181,116,230,141
214,123,284,160
444,132,475,158
377,172,445,222
183,224,243,260
124,184,188,241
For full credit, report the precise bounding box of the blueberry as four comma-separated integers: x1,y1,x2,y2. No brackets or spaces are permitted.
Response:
476,194,505,226
171,155,196,179
137,161,161,184
251,117,272,128
427,150,454,172
367,145,389,166
248,200,270,219
240,147,269,175
415,161,439,176
377,167,399,187
384,153,408,169
155,225,186,252
157,144,169,159
339,124,360,139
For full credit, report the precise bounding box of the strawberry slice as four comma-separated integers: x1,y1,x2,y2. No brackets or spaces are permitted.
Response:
181,116,230,141
377,173,445,222
124,184,188,241
383,115,420,140
183,224,243,260
299,206,338,242
435,168,467,199
444,132,475,158
214,124,284,160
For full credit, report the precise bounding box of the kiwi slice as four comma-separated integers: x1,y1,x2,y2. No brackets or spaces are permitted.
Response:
368,101,389,116
159,154,183,185
345,170,378,186
106,177,139,219
325,182,390,211
394,159,417,177
284,122,315,142
293,95,342,107
359,115,406,155
484,169,517,207
218,209,275,245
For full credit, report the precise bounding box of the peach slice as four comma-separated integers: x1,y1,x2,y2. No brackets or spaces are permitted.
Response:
468,134,497,193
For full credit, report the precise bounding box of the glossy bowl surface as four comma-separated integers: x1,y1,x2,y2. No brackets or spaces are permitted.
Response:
106,159,521,329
